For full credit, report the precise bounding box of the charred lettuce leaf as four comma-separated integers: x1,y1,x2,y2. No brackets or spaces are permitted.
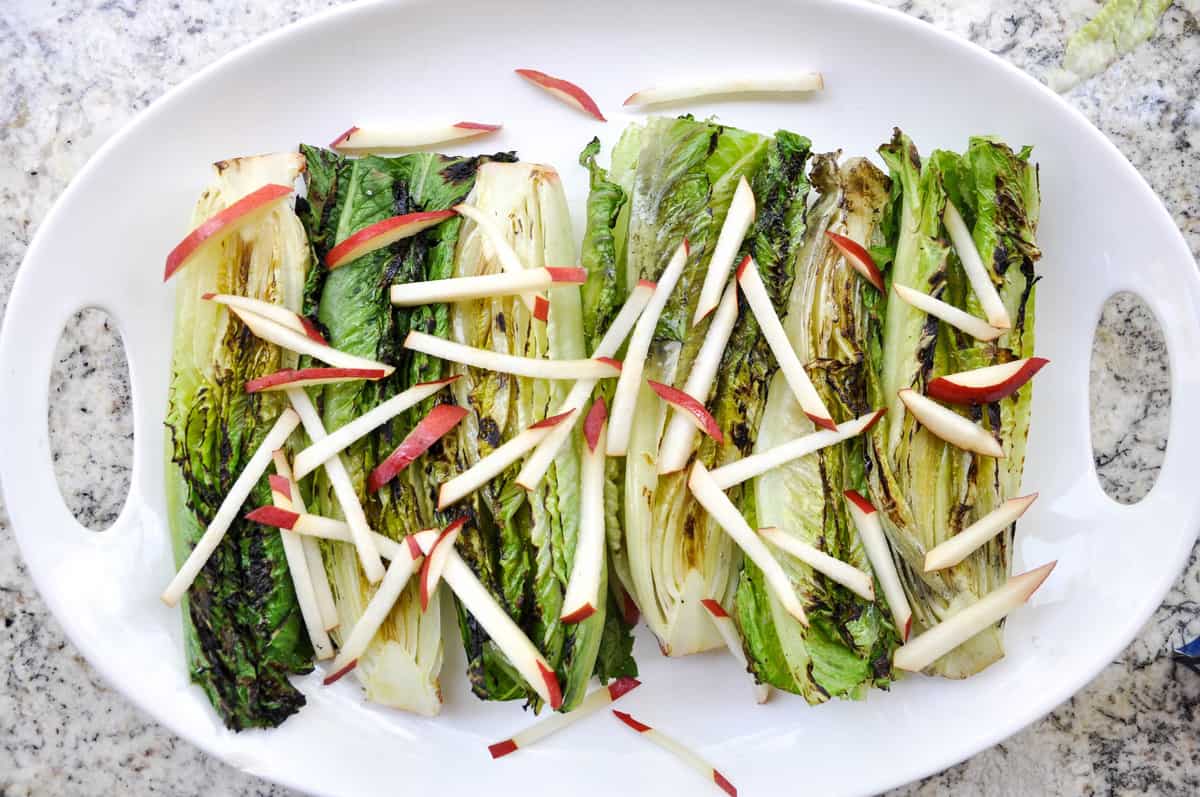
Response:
738,154,900,702
164,153,313,729
582,118,813,658
446,161,619,710
867,131,1041,677
297,145,514,714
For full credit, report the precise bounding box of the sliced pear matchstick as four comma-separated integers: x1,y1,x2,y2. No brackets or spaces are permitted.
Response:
437,410,574,510
693,177,755,323
246,505,407,560
244,367,387,393
624,73,823,107
898,389,1004,458
893,562,1056,672
272,451,338,630
161,408,299,606
417,532,563,709
688,462,807,626
757,527,875,601
287,388,386,583
706,409,883,490
419,518,466,612
404,331,621,380
202,293,326,344
292,376,459,479
608,241,689,455
322,532,428,685
843,491,911,640
229,304,394,374
737,256,835,430
389,266,585,306
700,599,770,704
612,710,738,796
892,283,1004,342
559,400,608,624
924,494,1038,571
266,450,333,660
452,202,538,311
329,122,501,153
942,200,1010,329
487,677,641,759
659,281,739,474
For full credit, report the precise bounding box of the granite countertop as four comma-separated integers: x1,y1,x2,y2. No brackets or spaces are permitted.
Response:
1,1,1197,794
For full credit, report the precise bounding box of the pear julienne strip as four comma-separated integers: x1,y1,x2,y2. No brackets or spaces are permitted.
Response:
692,177,755,324
329,122,501,153
942,200,1011,329
608,241,689,456
559,400,608,624
736,256,835,431
844,491,912,641
228,304,394,374
437,410,575,510
268,450,333,660
688,462,807,626
893,562,1056,672
488,677,641,759
612,710,738,796
452,202,538,312
623,73,824,107
291,376,459,479
757,527,875,601
321,530,430,686
657,280,739,474
924,494,1039,572
404,331,621,380
700,599,770,704
706,409,883,490
273,451,339,631
287,388,386,584
389,267,586,306
161,408,300,606
416,532,563,709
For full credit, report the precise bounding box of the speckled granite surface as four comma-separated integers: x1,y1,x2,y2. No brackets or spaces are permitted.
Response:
0,1,1196,794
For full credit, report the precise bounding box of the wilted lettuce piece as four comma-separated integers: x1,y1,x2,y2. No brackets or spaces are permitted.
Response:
164,152,313,729
446,161,619,710
298,146,511,715
867,131,1041,677
1051,0,1173,91
584,118,809,657
739,154,899,702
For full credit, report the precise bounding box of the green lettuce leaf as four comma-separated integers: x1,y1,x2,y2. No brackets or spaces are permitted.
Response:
738,153,900,702
867,131,1041,678
165,153,313,729
584,118,804,658
445,161,615,710
299,146,514,714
